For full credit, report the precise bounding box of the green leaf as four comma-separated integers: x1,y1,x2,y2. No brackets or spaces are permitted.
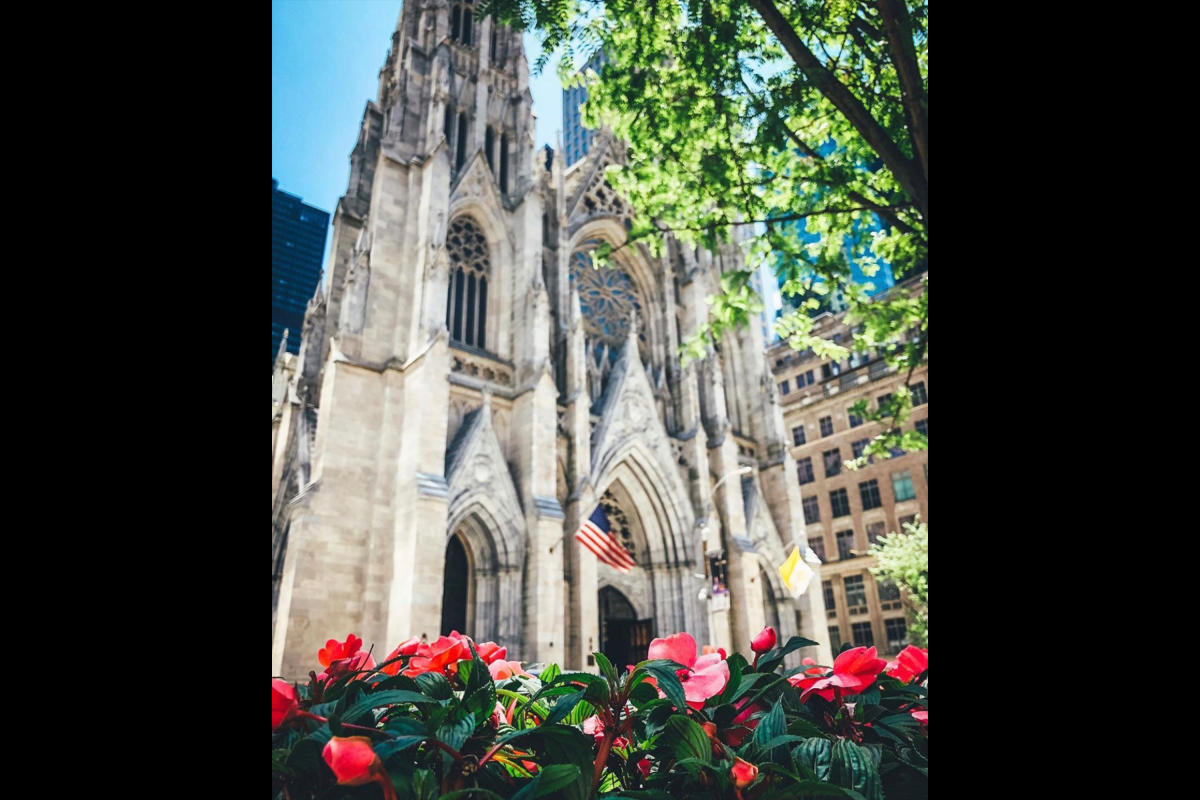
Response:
436,790,508,800
374,735,427,760
543,688,586,726
663,715,711,764
795,737,833,780
412,769,437,800
538,662,561,683
636,659,688,713
436,712,475,753
530,764,581,797
339,690,437,725
416,671,453,701
829,738,883,800
750,700,786,750
593,650,619,687
756,636,821,674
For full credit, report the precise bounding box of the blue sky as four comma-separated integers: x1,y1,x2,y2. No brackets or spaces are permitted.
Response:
272,0,565,268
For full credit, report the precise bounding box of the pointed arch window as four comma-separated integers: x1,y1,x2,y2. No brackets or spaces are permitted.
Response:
445,217,490,350
451,2,474,46
456,112,468,171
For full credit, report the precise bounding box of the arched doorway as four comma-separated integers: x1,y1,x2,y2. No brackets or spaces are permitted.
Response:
440,534,470,636
599,586,652,669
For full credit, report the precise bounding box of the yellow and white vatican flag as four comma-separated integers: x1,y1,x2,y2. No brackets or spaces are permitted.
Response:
779,546,815,599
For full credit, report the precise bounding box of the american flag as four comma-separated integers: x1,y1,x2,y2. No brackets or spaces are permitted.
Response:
575,504,635,573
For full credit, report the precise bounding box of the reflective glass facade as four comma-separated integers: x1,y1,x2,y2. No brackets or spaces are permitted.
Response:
272,179,330,363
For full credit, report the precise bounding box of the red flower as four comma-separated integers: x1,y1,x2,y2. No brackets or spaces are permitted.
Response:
581,715,629,749
321,737,397,800
911,708,927,726
636,757,652,779
474,641,507,664
787,657,836,701
886,645,928,683
722,698,765,747
316,651,376,684
272,679,299,729
731,757,758,789
318,634,364,668
379,637,421,676
794,647,887,702
646,632,729,709
751,626,777,654
402,634,468,677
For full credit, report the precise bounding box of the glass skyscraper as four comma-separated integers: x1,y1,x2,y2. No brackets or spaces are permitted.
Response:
272,179,330,363
562,51,605,166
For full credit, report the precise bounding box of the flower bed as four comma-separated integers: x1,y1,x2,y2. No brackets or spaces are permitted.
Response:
272,628,927,799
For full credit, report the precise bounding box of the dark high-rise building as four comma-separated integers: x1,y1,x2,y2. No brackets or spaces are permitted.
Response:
272,179,330,362
562,51,605,166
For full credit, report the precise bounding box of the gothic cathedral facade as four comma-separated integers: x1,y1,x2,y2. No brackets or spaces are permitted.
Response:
271,1,831,680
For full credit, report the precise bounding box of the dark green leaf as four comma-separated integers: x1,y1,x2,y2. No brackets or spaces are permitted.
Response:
416,671,453,701
636,660,688,713
593,650,619,687
340,690,437,725
663,714,711,764
543,688,586,726
530,764,580,796
829,738,883,800
436,712,475,753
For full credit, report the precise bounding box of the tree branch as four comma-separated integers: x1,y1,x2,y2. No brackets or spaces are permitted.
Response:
874,0,928,184
747,0,927,222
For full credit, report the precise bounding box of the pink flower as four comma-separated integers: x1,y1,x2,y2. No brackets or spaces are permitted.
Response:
886,645,928,683
751,626,777,654
272,679,299,729
581,715,628,749
646,632,729,709
911,708,927,725
731,757,758,789
490,701,506,729
488,659,531,681
795,647,887,702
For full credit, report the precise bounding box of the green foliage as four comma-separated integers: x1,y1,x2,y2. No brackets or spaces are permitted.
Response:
868,519,928,646
480,0,928,462
274,630,927,800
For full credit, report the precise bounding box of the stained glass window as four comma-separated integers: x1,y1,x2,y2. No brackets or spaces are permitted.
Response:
569,245,645,361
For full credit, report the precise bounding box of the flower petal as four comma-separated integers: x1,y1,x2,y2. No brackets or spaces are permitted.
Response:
647,632,697,668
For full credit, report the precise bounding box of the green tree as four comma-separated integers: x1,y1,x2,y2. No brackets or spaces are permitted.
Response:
484,0,928,464
868,518,927,647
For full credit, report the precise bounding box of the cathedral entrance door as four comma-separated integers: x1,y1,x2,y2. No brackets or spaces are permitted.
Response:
598,586,652,668
440,534,470,636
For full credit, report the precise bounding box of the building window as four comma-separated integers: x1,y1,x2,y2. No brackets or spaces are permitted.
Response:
866,521,885,545
456,112,469,171
828,624,843,653
914,418,928,439
911,381,927,406
780,380,790,395
851,438,874,464
851,621,875,647
485,126,495,172
892,470,915,502
858,479,882,510
801,494,820,523
792,425,806,446
848,407,863,427
877,579,901,603
445,216,490,350
830,488,851,518
819,416,834,437
796,457,815,485
899,514,916,530
884,618,909,653
844,574,867,609
823,579,835,611
451,3,474,45
499,132,509,192
808,536,826,561
877,392,893,414
802,370,814,386
822,448,842,478
836,529,855,560
821,363,832,380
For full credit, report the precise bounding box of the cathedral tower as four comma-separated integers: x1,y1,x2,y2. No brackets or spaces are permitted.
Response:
272,2,831,680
